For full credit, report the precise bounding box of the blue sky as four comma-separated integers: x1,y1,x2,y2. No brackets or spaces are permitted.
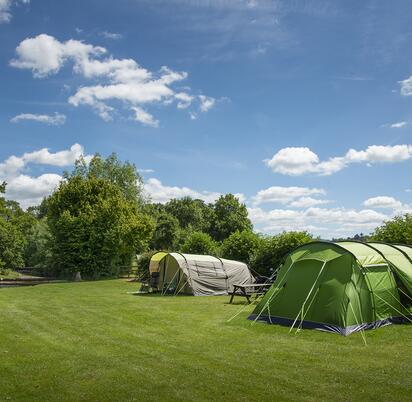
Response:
1,0,412,238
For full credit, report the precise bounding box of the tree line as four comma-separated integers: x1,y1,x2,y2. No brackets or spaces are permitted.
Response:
1,154,411,279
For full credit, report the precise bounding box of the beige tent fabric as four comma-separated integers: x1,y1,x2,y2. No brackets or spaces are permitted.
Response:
150,252,254,296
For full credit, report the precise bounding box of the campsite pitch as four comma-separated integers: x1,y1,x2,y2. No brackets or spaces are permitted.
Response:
1,280,411,401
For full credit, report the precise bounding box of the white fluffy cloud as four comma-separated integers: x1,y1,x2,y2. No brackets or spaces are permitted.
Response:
399,76,412,96
199,95,216,112
131,107,159,127
0,0,28,23
0,143,91,208
289,197,331,208
363,196,412,215
11,112,66,125
5,173,62,208
100,31,123,40
363,196,402,210
390,121,408,128
10,34,105,77
144,178,221,204
249,206,388,236
0,0,12,22
144,178,246,205
252,185,326,206
11,34,217,125
265,144,412,176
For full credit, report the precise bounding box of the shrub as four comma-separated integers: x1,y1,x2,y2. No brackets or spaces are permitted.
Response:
136,250,159,282
252,231,313,277
220,230,262,265
180,231,219,255
372,214,412,244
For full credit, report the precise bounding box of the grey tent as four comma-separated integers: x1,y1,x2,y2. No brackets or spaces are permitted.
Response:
149,252,254,296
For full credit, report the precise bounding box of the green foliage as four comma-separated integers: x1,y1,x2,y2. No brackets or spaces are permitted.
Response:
372,214,412,244
210,194,252,241
0,183,29,272
47,176,154,278
151,212,179,250
165,197,213,232
252,231,313,276
220,230,262,265
66,153,144,205
24,219,52,269
136,250,158,282
0,218,25,272
180,231,218,255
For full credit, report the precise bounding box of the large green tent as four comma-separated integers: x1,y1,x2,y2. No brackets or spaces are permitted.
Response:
249,241,412,335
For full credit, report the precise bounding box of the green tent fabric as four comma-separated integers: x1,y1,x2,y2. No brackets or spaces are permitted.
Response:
249,241,412,335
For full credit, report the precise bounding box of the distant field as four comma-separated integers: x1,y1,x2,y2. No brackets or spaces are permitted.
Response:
1,280,411,401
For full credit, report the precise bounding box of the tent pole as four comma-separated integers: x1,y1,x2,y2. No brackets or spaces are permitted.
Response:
295,286,321,333
162,268,180,296
348,300,368,346
362,265,412,323
371,292,412,324
173,276,190,296
252,261,297,324
399,287,412,303
289,261,327,333
349,263,368,345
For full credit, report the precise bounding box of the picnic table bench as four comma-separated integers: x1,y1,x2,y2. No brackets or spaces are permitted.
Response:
229,283,271,304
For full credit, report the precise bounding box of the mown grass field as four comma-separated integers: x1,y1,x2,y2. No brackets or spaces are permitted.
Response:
1,280,411,401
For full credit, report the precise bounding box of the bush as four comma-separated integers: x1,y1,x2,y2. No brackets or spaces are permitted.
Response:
180,231,219,255
220,230,262,265
372,214,412,244
252,231,313,277
136,250,159,282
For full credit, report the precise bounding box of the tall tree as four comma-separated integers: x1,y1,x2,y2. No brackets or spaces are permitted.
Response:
165,197,213,232
210,194,252,241
0,182,26,272
67,153,144,205
47,176,154,278
151,212,179,250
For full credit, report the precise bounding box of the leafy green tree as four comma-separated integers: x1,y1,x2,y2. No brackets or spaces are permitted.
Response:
151,212,179,250
252,231,313,276
24,219,52,269
221,230,262,265
165,197,213,232
0,219,25,272
210,194,252,241
67,153,144,205
143,202,167,218
372,214,412,244
0,183,26,272
47,176,154,278
180,231,218,255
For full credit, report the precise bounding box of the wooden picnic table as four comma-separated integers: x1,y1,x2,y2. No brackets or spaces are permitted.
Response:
229,283,271,304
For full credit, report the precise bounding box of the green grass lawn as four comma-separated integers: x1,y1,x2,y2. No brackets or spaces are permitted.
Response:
1,280,411,401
